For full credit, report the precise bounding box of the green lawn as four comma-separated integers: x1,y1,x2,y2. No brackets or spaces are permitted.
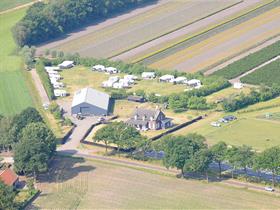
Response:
32,156,280,209
176,98,280,151
0,0,33,12
0,8,33,115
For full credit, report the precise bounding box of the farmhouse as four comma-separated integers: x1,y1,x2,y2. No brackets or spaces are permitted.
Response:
142,72,156,79
0,168,19,187
58,60,75,69
126,108,172,131
159,74,174,83
71,87,110,116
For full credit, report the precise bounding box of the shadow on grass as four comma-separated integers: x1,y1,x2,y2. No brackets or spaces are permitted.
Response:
37,155,95,184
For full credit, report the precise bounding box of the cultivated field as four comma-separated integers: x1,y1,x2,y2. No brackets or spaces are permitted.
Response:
30,156,280,209
175,97,280,151
241,59,280,86
148,6,280,72
0,0,33,12
0,8,33,115
38,0,240,58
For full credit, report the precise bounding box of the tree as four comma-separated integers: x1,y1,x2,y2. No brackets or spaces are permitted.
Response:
0,181,17,210
256,146,280,186
161,134,206,176
13,122,56,179
184,149,213,182
10,107,43,143
94,122,143,155
211,141,227,178
226,145,255,178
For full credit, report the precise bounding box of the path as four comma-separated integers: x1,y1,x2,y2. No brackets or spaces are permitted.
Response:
204,35,280,75
30,69,50,105
229,54,280,84
111,0,261,61
0,0,39,15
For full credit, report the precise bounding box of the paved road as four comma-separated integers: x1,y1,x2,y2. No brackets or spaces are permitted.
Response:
204,35,280,75
30,69,50,105
229,54,280,84
111,0,261,61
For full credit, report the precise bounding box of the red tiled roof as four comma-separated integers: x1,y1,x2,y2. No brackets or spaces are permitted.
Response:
0,168,18,186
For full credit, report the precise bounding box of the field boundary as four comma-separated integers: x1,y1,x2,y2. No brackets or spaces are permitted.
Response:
132,0,277,64
202,34,280,75
107,0,243,60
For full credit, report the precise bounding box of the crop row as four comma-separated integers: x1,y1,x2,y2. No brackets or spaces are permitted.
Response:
213,40,280,79
241,59,280,86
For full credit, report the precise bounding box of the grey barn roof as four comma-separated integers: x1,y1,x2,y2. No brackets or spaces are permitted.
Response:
72,88,110,110
132,108,161,120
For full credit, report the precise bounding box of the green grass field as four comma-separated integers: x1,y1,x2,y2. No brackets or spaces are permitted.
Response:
175,97,280,151
0,0,33,12
31,156,280,209
0,8,33,115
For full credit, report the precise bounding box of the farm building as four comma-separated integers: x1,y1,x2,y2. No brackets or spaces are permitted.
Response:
127,95,145,103
58,60,75,69
174,76,187,84
71,88,110,116
0,168,19,187
45,66,60,71
106,67,118,74
159,74,174,83
126,108,172,131
92,64,105,72
233,82,244,89
187,79,201,88
124,75,138,81
142,72,156,79
54,89,67,97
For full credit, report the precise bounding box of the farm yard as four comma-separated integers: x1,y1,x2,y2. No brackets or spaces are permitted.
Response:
59,66,187,98
147,6,280,72
0,8,33,115
37,0,242,58
175,97,280,151
30,156,280,209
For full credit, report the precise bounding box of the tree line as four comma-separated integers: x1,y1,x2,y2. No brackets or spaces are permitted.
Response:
158,135,280,186
13,0,155,46
0,108,56,178
222,85,280,112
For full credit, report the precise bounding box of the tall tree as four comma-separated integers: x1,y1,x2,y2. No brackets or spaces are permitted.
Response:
256,146,280,186
161,134,206,176
0,117,14,151
13,122,56,179
0,181,17,210
184,149,213,182
211,141,227,178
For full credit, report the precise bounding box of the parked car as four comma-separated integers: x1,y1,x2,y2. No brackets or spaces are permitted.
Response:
42,103,49,110
264,186,274,192
76,113,84,120
211,122,221,127
223,115,237,121
218,118,228,123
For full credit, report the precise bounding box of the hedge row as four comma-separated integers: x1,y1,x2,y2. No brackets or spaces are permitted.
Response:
213,40,280,79
241,59,280,86
35,60,55,100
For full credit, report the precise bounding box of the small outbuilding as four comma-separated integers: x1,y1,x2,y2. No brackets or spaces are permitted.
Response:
142,72,156,79
58,60,75,69
92,64,105,72
71,88,110,116
127,95,145,103
54,89,67,97
0,168,19,187
233,82,243,89
159,74,175,83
